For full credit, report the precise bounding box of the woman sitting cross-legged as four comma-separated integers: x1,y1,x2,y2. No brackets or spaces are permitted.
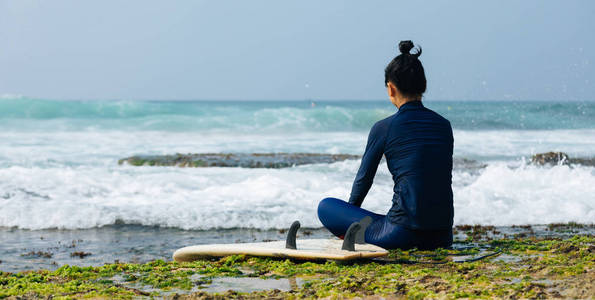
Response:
318,40,454,250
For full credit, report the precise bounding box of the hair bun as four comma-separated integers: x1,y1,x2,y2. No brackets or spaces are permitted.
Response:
399,40,414,54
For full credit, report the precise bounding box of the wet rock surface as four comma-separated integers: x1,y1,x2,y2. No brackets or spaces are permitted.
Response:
2,224,595,299
118,153,361,168
531,151,595,167
2,231,594,299
119,151,595,169
119,153,491,170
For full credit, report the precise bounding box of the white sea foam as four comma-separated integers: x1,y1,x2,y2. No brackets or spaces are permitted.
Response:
453,162,595,225
454,129,595,159
2,129,595,166
1,121,594,229
0,163,355,230
1,148,594,229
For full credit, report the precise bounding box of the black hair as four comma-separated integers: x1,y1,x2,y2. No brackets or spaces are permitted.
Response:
384,40,426,98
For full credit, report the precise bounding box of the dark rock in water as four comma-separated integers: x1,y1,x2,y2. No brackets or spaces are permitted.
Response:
531,152,595,167
21,251,53,258
567,157,595,167
119,153,493,170
118,153,361,169
70,251,91,259
532,152,570,165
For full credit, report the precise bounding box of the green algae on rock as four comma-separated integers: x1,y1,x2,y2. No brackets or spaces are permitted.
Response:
118,153,361,169
2,235,594,299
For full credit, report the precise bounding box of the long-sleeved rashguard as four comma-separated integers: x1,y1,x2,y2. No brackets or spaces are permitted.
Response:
317,101,454,249
348,100,454,230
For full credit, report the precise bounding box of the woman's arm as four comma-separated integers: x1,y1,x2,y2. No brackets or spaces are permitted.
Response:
348,121,386,207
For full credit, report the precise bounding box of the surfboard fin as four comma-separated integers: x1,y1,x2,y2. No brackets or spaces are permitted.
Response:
285,220,301,250
342,216,373,251
355,216,373,244
342,222,361,251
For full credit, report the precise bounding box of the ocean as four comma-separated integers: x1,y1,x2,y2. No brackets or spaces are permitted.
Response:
1,97,594,271
1,97,595,229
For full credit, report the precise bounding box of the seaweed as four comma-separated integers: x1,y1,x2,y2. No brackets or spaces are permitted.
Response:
2,235,594,299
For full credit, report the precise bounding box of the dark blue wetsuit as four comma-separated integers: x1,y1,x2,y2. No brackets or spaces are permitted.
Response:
318,101,454,250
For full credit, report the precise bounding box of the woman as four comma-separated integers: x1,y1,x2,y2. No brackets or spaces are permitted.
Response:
318,40,453,250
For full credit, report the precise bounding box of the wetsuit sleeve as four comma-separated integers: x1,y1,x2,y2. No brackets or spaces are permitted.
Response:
348,121,386,207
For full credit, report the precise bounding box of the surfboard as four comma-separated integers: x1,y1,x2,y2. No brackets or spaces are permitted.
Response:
173,219,387,262
173,238,388,262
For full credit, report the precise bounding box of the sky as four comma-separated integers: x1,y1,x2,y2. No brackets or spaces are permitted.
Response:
0,0,594,101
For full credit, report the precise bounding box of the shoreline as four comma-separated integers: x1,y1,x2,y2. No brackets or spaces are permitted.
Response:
2,223,594,273
1,223,594,299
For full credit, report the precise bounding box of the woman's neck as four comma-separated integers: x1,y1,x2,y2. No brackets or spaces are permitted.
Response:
392,96,421,109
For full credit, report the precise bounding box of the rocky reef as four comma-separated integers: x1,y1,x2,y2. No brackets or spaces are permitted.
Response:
118,153,361,169
119,153,492,170
531,152,595,167
119,151,595,170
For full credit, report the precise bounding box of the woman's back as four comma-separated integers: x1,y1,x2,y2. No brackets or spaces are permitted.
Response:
383,101,453,230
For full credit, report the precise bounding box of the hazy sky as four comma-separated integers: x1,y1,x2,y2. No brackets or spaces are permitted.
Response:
0,0,593,101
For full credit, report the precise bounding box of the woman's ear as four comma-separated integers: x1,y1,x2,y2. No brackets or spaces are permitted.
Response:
387,81,401,108
387,81,397,98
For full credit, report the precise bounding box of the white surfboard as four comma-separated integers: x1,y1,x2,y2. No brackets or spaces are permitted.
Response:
173,238,388,262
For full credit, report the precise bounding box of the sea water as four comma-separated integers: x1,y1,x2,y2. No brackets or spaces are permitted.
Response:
1,97,594,231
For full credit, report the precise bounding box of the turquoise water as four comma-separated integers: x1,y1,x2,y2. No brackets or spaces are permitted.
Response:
1,98,593,131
